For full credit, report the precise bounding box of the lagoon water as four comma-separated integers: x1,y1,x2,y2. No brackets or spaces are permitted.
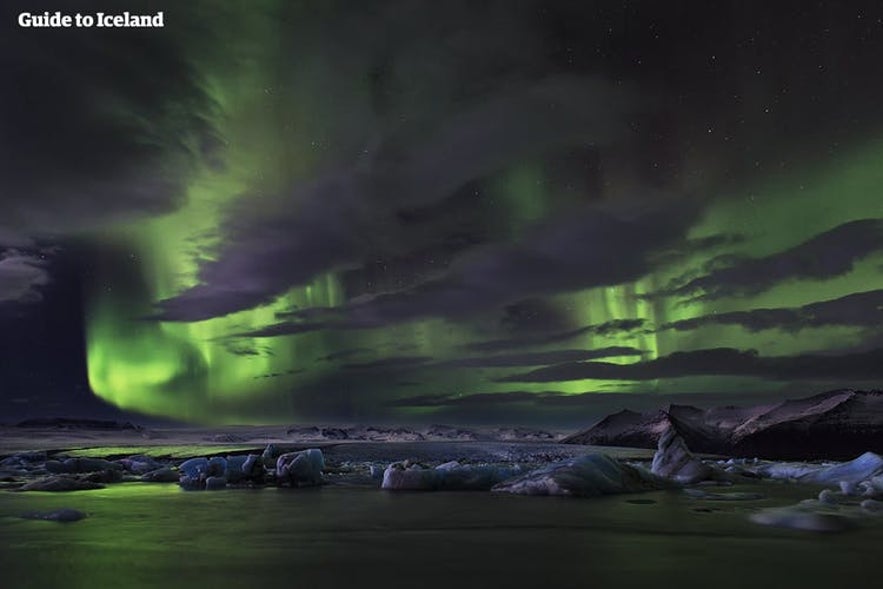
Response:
1,481,880,589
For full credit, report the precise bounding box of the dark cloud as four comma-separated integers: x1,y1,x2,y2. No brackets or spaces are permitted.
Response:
659,220,883,301
325,202,695,327
231,322,330,339
154,77,638,321
499,347,883,383
387,391,541,407
497,298,574,335
663,289,883,333
252,369,303,380
141,3,883,328
319,348,371,362
0,231,34,250
592,318,649,336
342,356,433,371
465,319,648,353
204,199,694,336
436,347,643,369
7,1,883,425
0,1,216,241
0,250,51,304
649,233,746,269
223,341,275,357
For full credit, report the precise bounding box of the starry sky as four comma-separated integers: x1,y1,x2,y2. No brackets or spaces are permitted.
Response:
2,0,883,426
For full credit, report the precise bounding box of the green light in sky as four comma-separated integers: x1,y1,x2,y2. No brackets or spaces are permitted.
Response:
80,3,883,422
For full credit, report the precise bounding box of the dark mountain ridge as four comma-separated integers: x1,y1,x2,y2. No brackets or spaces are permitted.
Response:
563,389,883,460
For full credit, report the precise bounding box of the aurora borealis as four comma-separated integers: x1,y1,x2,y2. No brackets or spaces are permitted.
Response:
3,1,883,425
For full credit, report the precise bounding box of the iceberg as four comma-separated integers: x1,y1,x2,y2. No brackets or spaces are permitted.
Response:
492,454,669,497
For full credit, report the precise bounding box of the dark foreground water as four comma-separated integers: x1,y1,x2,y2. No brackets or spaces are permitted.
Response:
0,482,879,589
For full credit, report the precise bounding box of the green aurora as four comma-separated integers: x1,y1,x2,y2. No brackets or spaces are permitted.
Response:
5,2,881,424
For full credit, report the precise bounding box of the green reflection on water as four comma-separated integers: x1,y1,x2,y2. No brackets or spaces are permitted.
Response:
63,445,263,459
1,482,882,589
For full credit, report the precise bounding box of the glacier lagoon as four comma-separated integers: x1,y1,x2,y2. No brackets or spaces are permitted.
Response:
1,479,880,589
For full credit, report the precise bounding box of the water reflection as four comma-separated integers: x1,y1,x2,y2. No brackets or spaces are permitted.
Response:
1,482,880,589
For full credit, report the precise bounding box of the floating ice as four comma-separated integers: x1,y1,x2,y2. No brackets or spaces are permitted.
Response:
492,454,669,497
381,460,522,491
750,503,854,533
757,452,883,485
276,448,325,487
651,426,716,484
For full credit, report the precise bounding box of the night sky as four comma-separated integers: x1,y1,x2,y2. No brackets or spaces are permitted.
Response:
2,0,883,426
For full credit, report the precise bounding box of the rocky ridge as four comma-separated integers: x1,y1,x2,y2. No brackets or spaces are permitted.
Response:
563,389,883,460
